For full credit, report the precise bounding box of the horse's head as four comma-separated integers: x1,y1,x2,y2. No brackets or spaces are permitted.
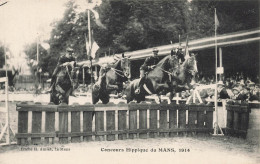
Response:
176,47,185,62
119,56,131,79
184,54,198,77
169,52,181,76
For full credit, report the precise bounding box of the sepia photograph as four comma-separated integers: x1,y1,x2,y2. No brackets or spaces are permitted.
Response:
0,0,259,163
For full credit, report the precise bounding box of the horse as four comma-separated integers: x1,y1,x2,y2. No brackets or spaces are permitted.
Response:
50,61,81,105
171,53,198,93
92,56,131,104
125,53,180,103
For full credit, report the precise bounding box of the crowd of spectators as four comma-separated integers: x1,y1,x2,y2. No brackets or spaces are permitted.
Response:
179,72,260,103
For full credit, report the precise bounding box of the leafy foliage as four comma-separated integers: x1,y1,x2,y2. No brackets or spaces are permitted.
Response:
23,0,259,75
0,43,9,68
23,43,48,74
0,45,5,68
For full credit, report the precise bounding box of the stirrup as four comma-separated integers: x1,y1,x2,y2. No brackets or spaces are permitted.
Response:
135,88,140,94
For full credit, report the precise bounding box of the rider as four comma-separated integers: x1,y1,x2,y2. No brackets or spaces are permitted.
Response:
176,46,185,64
135,48,160,94
48,47,76,92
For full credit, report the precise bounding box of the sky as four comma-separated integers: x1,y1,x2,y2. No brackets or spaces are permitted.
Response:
0,0,68,54
0,0,98,74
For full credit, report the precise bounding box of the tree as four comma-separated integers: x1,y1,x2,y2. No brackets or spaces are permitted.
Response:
186,0,259,39
47,0,259,63
24,42,48,74
0,45,5,68
0,43,9,68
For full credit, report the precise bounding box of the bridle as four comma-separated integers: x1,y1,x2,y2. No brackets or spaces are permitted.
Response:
157,56,180,81
110,68,126,77
64,64,78,87
110,58,130,78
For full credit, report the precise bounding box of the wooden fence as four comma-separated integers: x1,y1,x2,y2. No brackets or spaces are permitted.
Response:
225,102,250,138
16,102,215,145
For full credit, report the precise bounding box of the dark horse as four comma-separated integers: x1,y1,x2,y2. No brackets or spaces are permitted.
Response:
126,53,180,103
50,61,81,105
126,51,198,103
92,56,130,104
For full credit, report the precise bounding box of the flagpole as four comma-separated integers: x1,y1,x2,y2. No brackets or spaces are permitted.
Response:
214,8,219,135
87,4,94,97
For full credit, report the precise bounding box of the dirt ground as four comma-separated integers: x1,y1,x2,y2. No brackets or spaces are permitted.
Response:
0,101,259,164
0,137,259,164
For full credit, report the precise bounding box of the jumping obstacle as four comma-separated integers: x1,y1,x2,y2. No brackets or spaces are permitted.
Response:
16,102,215,145
0,77,14,145
225,102,251,138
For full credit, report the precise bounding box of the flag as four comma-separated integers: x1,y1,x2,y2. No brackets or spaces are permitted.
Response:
90,40,99,59
85,32,99,60
184,36,189,59
215,9,219,30
86,6,106,29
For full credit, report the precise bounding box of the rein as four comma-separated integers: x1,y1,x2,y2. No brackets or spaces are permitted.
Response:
65,65,74,86
157,67,172,75
111,68,126,78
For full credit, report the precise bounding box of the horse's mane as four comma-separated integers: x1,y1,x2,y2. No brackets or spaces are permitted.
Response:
156,55,170,69
112,59,121,70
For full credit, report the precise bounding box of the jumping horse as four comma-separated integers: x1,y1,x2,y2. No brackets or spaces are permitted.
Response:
92,55,131,104
126,50,198,103
50,61,81,105
125,51,180,103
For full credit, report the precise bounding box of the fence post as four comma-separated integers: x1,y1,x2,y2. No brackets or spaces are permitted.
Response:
139,102,148,139
83,103,94,141
95,104,105,141
188,103,198,136
17,102,29,145
205,104,214,133
233,104,241,137
58,103,69,144
45,102,56,144
71,103,81,143
178,104,187,136
149,102,159,138
31,102,42,145
129,102,138,139
118,102,128,140
106,103,116,141
226,102,234,135
240,104,250,138
159,102,169,137
169,103,178,137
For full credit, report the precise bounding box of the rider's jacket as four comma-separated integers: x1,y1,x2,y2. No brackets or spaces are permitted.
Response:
52,55,76,77
140,56,160,71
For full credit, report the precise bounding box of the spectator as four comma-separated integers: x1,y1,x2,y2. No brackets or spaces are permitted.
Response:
217,81,230,99
249,82,259,101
